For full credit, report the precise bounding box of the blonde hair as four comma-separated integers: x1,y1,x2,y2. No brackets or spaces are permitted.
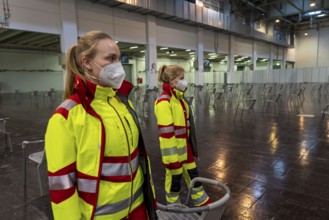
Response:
64,31,113,99
158,65,185,84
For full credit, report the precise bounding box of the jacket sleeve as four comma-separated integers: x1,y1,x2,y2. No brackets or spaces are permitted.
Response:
45,113,81,220
154,100,182,175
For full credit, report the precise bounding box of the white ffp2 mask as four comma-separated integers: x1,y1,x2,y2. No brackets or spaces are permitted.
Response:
93,62,126,89
175,79,188,92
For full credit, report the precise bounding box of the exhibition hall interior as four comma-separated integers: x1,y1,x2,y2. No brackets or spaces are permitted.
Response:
1,0,329,219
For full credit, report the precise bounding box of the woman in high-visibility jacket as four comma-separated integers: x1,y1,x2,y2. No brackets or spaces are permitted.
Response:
154,64,211,207
45,31,157,220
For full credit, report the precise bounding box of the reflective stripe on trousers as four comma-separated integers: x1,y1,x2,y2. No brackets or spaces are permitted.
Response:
94,187,143,215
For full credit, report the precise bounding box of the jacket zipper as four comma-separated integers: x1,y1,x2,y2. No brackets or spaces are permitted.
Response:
107,97,134,218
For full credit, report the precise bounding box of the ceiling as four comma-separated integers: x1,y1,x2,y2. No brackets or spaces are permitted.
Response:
0,0,328,64
228,0,329,30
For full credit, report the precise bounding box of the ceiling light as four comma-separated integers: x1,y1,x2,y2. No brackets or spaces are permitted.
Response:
115,41,119,44
304,32,308,36
189,52,194,54
140,50,145,53
310,2,316,7
317,14,326,17
196,0,203,7
129,46,138,49
166,51,170,54
185,49,191,52
170,54,177,56
160,47,168,50
308,10,322,16
275,19,280,23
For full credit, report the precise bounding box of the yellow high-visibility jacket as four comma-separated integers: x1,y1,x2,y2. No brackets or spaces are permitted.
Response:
154,83,191,176
45,77,156,220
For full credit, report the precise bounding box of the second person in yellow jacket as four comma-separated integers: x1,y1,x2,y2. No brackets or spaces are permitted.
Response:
154,64,211,207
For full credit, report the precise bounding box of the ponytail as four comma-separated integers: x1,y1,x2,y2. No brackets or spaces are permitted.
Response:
158,65,167,83
157,64,185,84
64,45,82,99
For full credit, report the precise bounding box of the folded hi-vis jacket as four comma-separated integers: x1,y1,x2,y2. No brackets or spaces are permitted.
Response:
45,77,156,220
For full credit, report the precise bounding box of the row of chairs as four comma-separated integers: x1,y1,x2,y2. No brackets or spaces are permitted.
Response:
0,118,45,196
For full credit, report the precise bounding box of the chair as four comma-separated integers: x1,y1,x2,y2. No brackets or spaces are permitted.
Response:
0,117,13,152
213,92,224,108
262,93,281,112
156,177,230,220
318,104,329,130
22,140,46,196
234,99,257,121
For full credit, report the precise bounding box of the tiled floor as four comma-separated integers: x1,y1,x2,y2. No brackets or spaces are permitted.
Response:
0,83,329,220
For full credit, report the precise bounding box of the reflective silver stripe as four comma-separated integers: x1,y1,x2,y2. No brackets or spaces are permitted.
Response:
166,192,180,204
177,147,187,156
192,186,209,206
101,156,139,176
161,146,177,156
57,99,77,111
161,146,186,156
193,191,209,206
48,172,76,190
159,126,174,134
77,178,97,193
159,94,171,100
175,127,186,136
95,187,143,215
192,186,204,194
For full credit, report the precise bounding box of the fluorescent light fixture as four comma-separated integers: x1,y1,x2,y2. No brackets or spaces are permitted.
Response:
196,0,203,7
310,2,316,7
317,14,326,17
208,53,216,56
308,10,321,16
169,54,177,56
304,32,308,36
140,50,145,53
185,49,191,51
275,19,280,23
115,41,119,44
166,51,170,54
160,47,168,50
129,46,138,49
189,52,194,54
276,63,280,66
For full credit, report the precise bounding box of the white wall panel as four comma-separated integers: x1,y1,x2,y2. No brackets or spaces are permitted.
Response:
317,28,329,67
77,1,146,44
295,30,318,68
256,41,270,58
9,0,61,34
235,37,252,56
156,19,196,49
204,29,215,52
286,47,295,62
204,30,229,54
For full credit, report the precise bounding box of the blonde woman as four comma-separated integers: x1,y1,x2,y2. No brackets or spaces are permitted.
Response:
154,64,211,207
45,31,157,220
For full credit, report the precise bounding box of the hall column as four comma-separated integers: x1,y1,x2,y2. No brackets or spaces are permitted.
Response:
227,34,236,83
145,15,158,88
195,27,204,86
59,0,78,85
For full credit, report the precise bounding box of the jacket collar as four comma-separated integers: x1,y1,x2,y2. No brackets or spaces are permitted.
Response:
162,83,184,99
74,76,116,101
